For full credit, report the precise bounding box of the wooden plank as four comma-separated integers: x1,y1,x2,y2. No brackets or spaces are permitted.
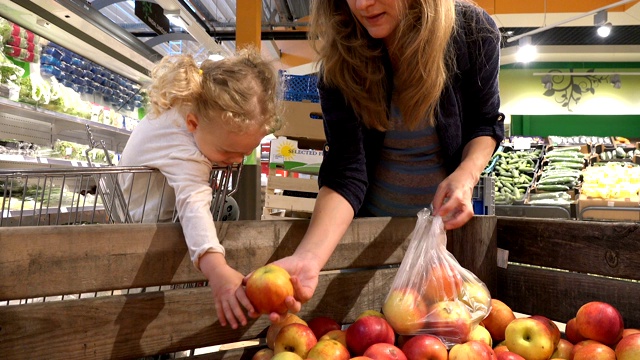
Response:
497,264,640,329
264,193,316,212
497,217,640,280
267,175,319,193
0,267,398,360
0,216,497,300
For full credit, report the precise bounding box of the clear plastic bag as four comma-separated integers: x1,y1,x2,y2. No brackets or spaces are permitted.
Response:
382,208,491,347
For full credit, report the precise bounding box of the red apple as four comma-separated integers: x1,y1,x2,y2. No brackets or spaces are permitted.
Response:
423,262,463,303
245,264,294,315
307,316,341,339
345,315,395,356
575,301,624,346
565,318,586,344
496,352,525,360
252,348,274,360
350,357,374,360
622,328,640,338
271,352,303,360
616,333,640,360
274,323,317,359
573,342,616,360
266,313,308,349
467,324,493,348
307,339,350,360
400,334,447,360
424,300,472,344
529,315,561,347
550,338,573,359
570,340,601,359
504,317,555,360
363,343,407,360
356,310,385,320
482,299,516,342
449,340,497,360
382,288,429,334
319,329,347,348
493,344,509,356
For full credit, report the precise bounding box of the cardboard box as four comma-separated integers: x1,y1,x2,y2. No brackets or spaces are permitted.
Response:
274,101,325,140
578,194,640,221
269,136,323,175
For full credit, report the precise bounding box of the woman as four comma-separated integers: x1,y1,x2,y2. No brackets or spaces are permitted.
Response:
264,0,504,320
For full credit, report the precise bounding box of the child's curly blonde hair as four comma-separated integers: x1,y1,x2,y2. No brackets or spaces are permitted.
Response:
146,47,282,134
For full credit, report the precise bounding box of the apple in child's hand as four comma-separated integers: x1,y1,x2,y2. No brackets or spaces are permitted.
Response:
425,300,472,343
504,317,555,360
274,323,317,359
307,316,341,339
382,288,428,334
467,324,492,347
572,342,616,360
266,313,307,349
565,317,586,344
481,299,516,342
496,351,525,360
616,333,640,360
319,329,347,347
252,348,274,360
271,352,303,360
448,340,497,360
246,264,294,315
550,338,573,359
306,339,350,360
363,343,407,360
575,301,624,346
400,334,447,360
345,315,395,356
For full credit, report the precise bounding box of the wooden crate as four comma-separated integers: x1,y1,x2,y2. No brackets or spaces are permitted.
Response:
0,216,496,359
262,171,319,219
1,217,640,359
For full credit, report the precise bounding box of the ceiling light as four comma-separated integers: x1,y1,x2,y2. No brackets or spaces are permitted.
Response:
597,23,612,37
164,9,190,29
208,54,225,61
516,36,537,63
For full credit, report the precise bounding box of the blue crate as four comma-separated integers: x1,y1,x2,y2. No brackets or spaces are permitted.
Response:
472,176,495,215
280,71,320,103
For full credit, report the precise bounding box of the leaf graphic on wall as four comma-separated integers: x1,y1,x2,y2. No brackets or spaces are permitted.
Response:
544,89,555,97
572,84,582,94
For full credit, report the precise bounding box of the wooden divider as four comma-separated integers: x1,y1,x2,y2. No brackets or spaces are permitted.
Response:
0,216,497,360
496,217,640,328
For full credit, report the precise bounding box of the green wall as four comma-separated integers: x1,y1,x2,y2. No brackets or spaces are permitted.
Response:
510,114,640,137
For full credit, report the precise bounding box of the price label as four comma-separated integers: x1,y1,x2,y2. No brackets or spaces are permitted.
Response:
513,137,531,150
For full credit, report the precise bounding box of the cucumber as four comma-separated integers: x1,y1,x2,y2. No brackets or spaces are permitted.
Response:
536,184,570,192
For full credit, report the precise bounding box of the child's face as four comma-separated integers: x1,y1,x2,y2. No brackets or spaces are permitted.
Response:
186,113,267,166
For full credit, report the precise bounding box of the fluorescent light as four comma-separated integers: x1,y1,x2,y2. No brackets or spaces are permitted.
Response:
164,9,190,28
597,23,612,37
516,36,537,63
208,54,225,61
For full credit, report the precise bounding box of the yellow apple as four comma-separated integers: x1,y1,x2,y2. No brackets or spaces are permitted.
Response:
468,324,493,348
319,329,347,348
449,340,496,360
550,338,573,359
382,287,428,334
274,323,317,358
307,339,350,360
458,281,491,323
356,309,385,320
252,348,274,360
504,317,555,360
271,352,303,360
266,313,307,349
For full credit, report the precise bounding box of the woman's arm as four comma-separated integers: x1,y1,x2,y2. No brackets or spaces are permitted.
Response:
433,135,496,229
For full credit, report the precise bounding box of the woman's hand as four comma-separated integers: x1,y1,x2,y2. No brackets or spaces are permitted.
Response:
199,252,258,329
432,169,476,230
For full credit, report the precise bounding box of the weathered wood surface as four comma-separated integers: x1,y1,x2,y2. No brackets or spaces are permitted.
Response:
496,217,640,328
497,264,640,328
497,217,640,280
0,217,496,301
0,216,497,360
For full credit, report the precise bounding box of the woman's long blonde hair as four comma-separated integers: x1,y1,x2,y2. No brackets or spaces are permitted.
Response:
309,0,459,130
146,47,282,133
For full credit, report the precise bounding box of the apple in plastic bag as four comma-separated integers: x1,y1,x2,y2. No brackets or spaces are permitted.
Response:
383,287,429,334
424,300,472,344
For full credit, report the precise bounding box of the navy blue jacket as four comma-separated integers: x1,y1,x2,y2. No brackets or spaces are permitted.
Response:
317,3,505,216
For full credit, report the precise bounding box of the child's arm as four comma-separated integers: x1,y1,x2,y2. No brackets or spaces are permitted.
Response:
199,251,257,329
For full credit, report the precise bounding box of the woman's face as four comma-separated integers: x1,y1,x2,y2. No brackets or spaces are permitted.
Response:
346,0,402,44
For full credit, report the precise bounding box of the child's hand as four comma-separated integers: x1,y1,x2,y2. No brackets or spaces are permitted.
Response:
266,255,320,323
199,252,258,329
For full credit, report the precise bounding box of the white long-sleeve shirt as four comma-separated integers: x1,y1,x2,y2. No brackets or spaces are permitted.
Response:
118,108,224,268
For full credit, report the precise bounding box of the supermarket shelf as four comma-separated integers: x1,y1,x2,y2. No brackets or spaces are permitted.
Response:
495,204,572,219
0,154,106,168
0,96,131,149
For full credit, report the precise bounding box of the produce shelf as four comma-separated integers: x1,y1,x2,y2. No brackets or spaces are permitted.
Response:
0,154,106,168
